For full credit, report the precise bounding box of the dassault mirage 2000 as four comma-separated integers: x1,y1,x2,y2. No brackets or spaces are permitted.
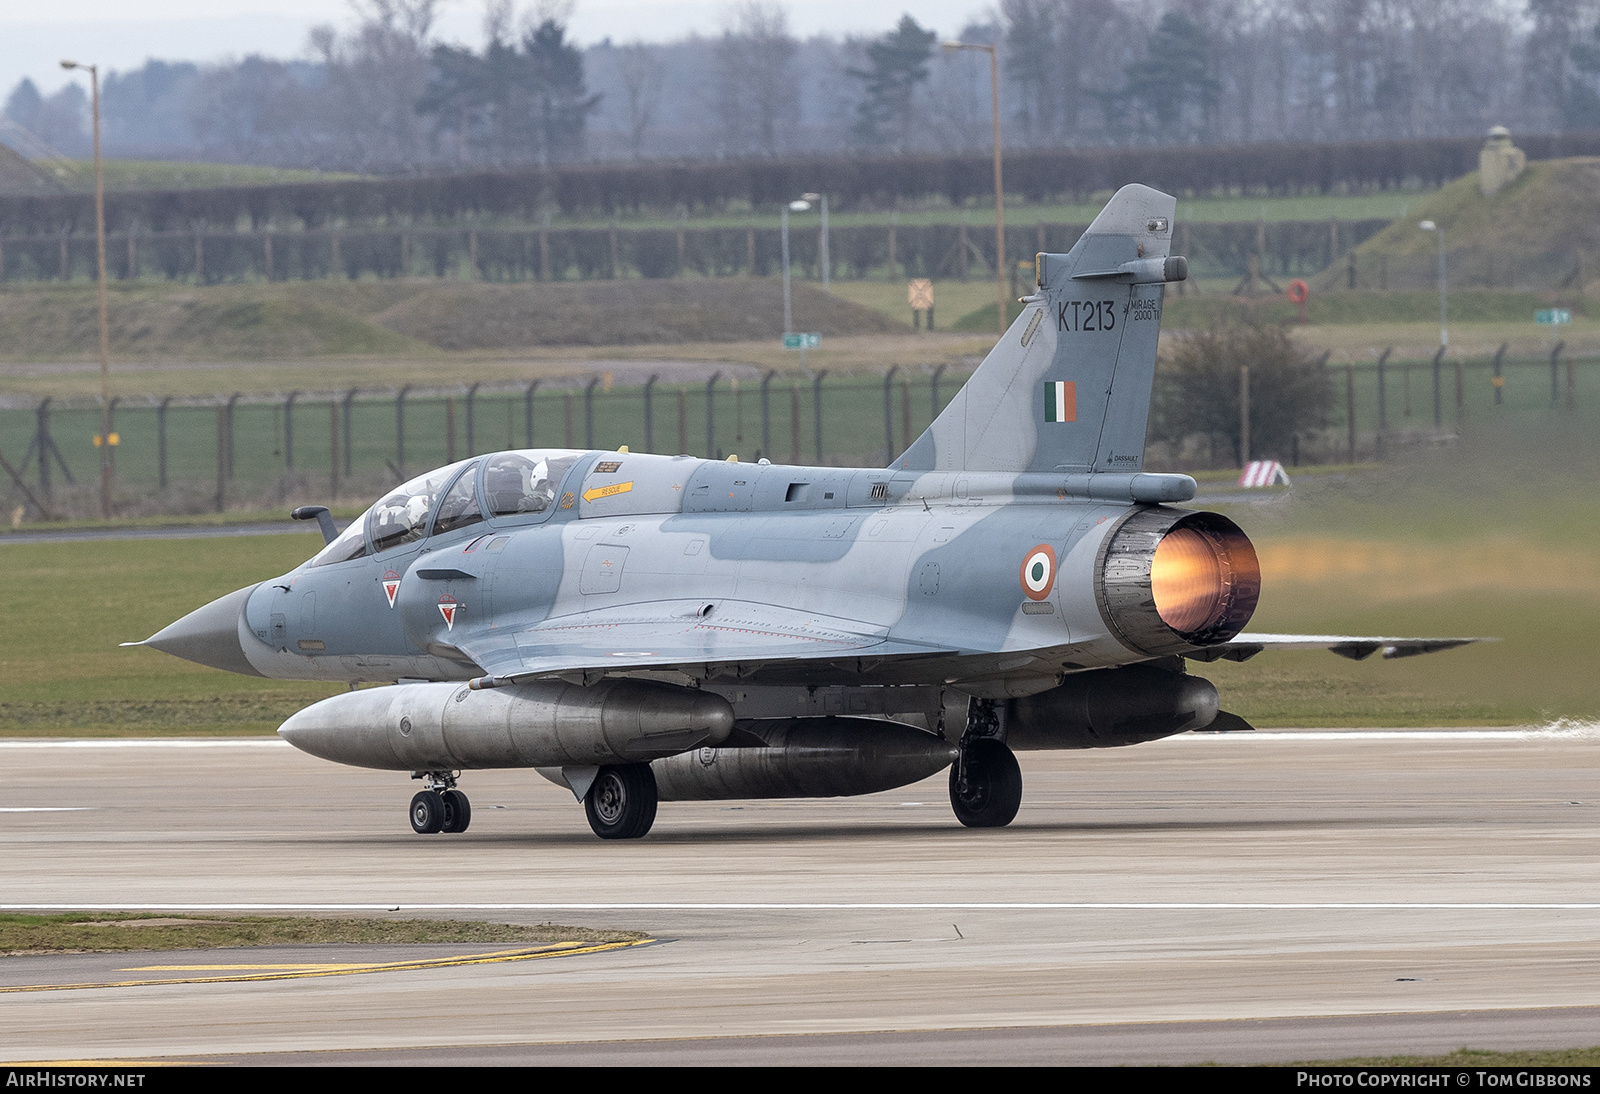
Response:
136,184,1481,840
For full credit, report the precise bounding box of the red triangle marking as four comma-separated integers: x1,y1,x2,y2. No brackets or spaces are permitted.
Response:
383,581,400,608
439,603,457,630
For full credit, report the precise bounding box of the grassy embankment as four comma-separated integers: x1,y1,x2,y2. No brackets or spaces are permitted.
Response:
0,912,642,954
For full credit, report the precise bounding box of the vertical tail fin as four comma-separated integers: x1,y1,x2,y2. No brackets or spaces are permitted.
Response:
898,184,1183,474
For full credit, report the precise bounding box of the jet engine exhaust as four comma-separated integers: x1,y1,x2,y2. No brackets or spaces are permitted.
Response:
1098,509,1260,656
650,718,958,801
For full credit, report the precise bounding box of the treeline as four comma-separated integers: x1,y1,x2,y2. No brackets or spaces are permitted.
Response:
9,0,1600,168
0,219,1390,285
7,134,1597,236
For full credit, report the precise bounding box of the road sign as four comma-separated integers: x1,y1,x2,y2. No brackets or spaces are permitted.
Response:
783,333,820,349
1535,309,1572,325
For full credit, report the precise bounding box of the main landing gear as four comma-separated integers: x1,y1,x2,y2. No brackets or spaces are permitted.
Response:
410,772,471,834
584,764,658,840
949,698,1023,828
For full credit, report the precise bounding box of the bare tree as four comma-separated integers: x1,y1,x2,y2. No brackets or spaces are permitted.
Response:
714,3,799,157
616,43,664,159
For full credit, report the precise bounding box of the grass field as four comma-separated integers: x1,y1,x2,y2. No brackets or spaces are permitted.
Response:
0,913,642,954
0,278,900,363
2,406,1595,733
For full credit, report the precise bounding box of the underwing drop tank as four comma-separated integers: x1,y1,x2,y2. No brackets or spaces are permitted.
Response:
278,679,735,770
650,718,959,801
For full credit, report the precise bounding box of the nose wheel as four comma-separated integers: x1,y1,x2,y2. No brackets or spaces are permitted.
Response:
584,764,658,840
409,775,470,834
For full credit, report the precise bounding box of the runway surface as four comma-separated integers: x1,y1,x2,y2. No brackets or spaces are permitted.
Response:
1,726,1597,1065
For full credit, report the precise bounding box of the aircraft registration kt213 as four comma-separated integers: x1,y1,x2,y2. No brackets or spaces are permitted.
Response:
133,185,1484,841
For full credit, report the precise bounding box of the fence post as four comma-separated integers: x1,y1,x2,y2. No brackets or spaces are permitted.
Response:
33,398,52,498
157,396,171,489
446,395,457,464
931,363,947,421
1455,359,1465,425
1550,341,1565,405
465,381,480,455
342,388,357,476
1430,346,1445,428
789,382,801,465
284,390,300,471
1491,343,1507,406
523,381,539,448
1567,353,1577,410
215,404,226,512
329,399,340,500
585,376,600,449
225,393,241,480
705,372,721,458
813,370,828,464
644,374,658,453
1239,364,1251,466
563,392,574,448
882,366,899,461
1345,364,1356,464
901,374,912,461
396,384,411,480
1375,347,1391,434
677,388,688,455
760,369,775,459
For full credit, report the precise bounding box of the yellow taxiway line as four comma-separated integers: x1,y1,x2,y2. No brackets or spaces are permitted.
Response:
0,940,651,994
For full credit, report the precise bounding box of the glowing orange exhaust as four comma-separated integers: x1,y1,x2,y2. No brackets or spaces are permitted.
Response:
1151,520,1260,638
1098,509,1261,655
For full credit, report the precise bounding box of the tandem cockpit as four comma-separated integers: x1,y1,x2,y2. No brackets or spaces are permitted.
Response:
308,449,582,568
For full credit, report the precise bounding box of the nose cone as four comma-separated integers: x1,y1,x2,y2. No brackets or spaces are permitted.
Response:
143,584,264,677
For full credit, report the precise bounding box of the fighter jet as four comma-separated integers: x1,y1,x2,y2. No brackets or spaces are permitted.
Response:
137,184,1481,840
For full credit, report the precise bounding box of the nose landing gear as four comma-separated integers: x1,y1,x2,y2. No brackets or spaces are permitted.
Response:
409,773,470,834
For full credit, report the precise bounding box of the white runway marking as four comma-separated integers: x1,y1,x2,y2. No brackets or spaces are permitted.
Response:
2,902,1598,912
0,807,90,812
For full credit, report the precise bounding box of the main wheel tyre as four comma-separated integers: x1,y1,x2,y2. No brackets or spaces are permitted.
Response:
584,764,658,840
440,789,471,834
410,790,445,834
949,739,1023,828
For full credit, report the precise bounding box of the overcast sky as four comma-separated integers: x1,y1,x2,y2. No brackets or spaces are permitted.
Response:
4,1,993,100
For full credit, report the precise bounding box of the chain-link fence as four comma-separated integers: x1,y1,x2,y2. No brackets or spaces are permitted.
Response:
0,367,974,519
3,348,1594,521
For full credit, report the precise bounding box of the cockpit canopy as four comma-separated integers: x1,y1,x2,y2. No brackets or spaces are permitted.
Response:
307,450,580,568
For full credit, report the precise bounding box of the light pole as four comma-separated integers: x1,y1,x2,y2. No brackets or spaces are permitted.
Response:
943,39,1007,337
62,58,112,517
802,191,830,293
1419,220,1447,350
781,197,811,334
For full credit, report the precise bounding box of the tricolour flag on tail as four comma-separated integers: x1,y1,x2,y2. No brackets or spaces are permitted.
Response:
1043,381,1076,423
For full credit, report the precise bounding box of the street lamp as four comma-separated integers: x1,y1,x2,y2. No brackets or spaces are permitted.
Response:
1418,220,1447,350
801,191,829,293
61,58,112,517
781,198,810,334
943,39,1007,337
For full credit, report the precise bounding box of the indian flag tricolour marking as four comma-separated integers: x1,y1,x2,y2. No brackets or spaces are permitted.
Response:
1043,381,1076,423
